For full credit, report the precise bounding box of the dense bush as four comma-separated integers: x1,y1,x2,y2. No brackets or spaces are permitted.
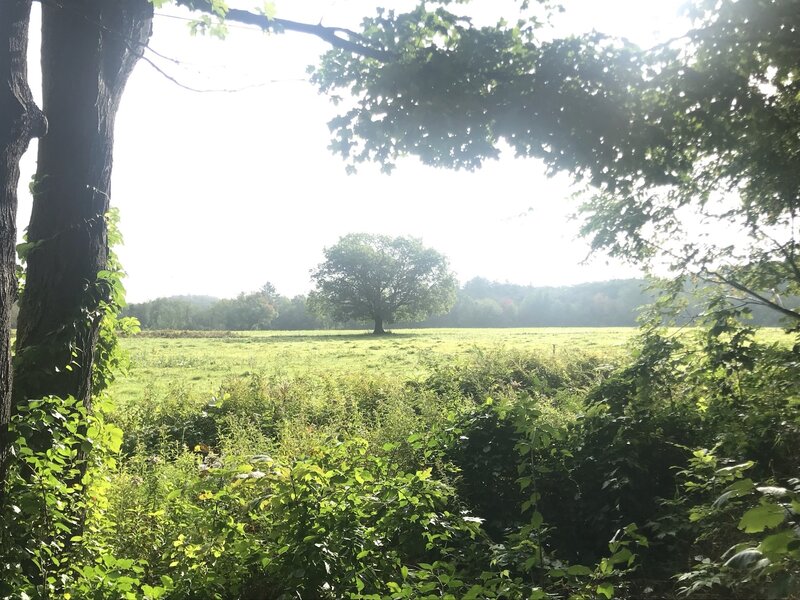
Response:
2,321,799,599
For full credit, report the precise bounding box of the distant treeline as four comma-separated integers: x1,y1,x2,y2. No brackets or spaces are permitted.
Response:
120,285,326,331
415,278,653,328
121,277,788,330
122,278,790,331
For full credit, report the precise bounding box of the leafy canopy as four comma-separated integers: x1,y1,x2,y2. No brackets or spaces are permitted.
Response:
310,0,800,323
309,233,456,331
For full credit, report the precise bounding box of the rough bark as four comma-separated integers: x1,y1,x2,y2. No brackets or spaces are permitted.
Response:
373,317,385,335
0,0,46,495
14,0,152,409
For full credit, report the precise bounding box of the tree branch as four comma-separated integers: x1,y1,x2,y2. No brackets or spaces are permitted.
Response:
616,234,800,322
760,229,800,287
705,270,800,322
178,1,395,62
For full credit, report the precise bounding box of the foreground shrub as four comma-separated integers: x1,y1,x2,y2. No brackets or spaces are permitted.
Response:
421,348,607,402
5,331,798,599
104,437,485,599
670,448,800,598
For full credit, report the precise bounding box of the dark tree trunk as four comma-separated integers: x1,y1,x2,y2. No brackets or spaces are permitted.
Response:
0,0,46,495
14,0,152,410
373,317,385,335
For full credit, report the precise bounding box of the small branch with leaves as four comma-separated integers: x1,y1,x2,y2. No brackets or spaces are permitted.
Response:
175,0,395,61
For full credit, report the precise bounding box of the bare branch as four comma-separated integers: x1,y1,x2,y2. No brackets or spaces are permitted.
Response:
139,52,307,93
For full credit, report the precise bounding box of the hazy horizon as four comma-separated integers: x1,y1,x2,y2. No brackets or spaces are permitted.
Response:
128,274,650,304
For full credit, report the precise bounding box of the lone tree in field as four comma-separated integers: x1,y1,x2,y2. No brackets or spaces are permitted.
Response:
310,234,456,335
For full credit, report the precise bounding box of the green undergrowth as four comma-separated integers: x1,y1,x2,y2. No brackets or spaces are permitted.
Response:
3,324,799,599
110,347,604,463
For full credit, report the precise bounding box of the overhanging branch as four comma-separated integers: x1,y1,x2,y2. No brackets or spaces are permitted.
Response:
613,235,800,322
705,270,800,322
178,1,394,61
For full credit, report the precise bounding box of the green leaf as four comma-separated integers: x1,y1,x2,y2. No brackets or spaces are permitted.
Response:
530,510,543,529
759,530,797,555
713,478,755,508
716,461,755,476
142,585,165,599
609,548,633,565
262,1,276,19
738,502,785,533
724,548,763,569
463,585,486,599
567,564,592,576
597,582,614,599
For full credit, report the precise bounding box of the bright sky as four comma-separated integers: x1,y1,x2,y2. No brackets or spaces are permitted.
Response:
18,0,689,302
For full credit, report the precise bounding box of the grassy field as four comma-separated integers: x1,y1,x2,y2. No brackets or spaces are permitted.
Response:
111,327,637,404
111,326,792,408
39,325,800,599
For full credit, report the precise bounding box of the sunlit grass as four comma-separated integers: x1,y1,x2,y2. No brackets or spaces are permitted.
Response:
110,326,793,410
111,327,629,406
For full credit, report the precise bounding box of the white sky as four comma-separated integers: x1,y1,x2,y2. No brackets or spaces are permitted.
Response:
18,0,689,302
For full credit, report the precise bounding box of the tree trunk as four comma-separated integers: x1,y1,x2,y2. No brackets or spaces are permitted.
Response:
373,317,385,335
14,0,152,410
0,0,46,496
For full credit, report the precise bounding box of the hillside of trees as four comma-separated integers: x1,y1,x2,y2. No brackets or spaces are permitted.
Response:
121,278,642,330
120,285,322,331
121,278,787,331
420,278,653,327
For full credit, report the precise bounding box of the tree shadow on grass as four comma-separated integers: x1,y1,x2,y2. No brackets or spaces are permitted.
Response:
137,330,424,343
239,331,422,344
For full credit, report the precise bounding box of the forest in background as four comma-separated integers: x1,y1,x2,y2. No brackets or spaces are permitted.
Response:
119,278,787,331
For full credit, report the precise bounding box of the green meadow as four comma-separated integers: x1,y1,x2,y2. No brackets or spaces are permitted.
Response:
113,326,791,404
112,327,638,404
8,321,791,394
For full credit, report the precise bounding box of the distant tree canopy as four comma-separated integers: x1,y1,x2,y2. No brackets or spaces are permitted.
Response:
125,279,640,331
123,285,311,331
211,284,280,330
122,295,215,330
124,276,792,332
309,234,457,334
425,278,652,328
